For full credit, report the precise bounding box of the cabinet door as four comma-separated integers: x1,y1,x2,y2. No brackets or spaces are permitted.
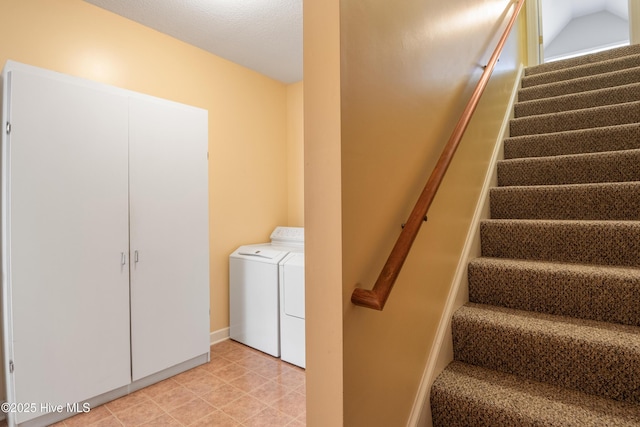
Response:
3,69,131,424
129,97,209,381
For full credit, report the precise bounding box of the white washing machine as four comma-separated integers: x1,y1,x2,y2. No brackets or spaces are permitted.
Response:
229,227,304,363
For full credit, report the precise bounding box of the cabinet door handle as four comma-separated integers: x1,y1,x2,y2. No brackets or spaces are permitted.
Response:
134,250,139,263
121,252,126,266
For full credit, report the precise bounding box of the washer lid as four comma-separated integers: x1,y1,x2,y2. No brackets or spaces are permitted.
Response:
237,246,287,260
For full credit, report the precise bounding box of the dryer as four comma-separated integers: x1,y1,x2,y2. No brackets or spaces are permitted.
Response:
279,251,305,368
229,227,304,360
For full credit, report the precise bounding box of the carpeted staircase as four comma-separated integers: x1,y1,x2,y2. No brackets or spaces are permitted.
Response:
430,44,640,426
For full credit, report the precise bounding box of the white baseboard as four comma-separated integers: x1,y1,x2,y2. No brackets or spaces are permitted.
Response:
406,64,524,427
210,327,230,346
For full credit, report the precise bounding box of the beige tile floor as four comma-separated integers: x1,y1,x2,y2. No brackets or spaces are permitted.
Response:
3,340,306,427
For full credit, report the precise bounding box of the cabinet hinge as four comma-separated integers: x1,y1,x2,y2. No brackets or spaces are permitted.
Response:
9,360,14,373
5,122,10,135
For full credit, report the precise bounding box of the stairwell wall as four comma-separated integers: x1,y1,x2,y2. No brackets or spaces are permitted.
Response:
333,0,527,425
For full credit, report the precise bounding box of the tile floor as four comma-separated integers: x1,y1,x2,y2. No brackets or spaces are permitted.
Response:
4,340,306,427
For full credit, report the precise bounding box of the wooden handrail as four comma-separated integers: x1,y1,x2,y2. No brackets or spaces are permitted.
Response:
351,0,525,310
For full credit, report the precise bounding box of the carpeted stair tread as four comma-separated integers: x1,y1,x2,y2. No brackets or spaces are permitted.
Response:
521,54,640,88
431,361,640,427
497,149,640,186
514,82,640,118
489,182,640,220
518,66,640,102
452,303,640,403
525,43,640,76
510,101,640,136
480,219,640,267
503,123,640,159
468,257,640,326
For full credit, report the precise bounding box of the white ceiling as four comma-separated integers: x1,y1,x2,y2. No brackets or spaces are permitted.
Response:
83,0,303,84
541,0,629,47
81,0,630,83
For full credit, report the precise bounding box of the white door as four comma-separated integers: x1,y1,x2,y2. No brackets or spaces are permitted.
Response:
526,0,544,66
3,68,131,424
129,96,209,381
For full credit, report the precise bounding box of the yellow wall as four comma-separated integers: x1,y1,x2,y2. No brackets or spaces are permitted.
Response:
0,0,303,336
305,0,526,425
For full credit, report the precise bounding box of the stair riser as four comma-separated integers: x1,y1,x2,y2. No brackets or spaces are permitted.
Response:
510,102,640,137
431,391,541,427
521,55,640,88
489,184,640,220
503,123,640,159
468,260,640,326
519,67,640,102
514,84,640,118
480,221,640,267
452,314,640,403
497,150,640,187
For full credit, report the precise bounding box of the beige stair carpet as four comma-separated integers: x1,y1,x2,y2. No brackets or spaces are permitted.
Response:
431,43,640,426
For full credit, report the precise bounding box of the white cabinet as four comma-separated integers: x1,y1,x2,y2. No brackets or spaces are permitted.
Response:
0,61,210,426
